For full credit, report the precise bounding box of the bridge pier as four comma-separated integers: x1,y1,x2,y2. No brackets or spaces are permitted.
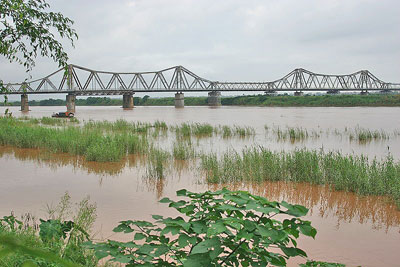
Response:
66,94,76,113
360,90,369,95
208,91,221,106
20,94,29,112
294,91,303,96
175,92,184,108
122,93,134,109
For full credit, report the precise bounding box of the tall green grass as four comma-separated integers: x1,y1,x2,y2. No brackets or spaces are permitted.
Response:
172,141,195,160
0,118,149,162
350,127,390,142
146,147,170,179
83,119,152,134
173,122,255,139
271,126,320,141
0,193,98,266
201,147,400,208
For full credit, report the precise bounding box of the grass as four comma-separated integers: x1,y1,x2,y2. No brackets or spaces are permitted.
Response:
172,141,195,160
273,126,310,141
201,147,400,208
17,116,79,126
173,122,215,138
266,125,396,142
232,125,256,137
146,147,170,179
173,122,256,139
350,127,390,142
0,117,150,162
2,116,400,207
83,119,152,134
0,193,99,266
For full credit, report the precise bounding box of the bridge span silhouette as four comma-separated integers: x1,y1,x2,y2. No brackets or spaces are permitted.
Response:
2,64,400,112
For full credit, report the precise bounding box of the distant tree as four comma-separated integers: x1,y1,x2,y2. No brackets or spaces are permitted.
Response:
0,0,78,114
141,95,150,104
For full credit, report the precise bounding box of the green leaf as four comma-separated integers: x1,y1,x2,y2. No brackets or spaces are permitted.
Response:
94,250,109,260
134,232,146,240
159,197,171,203
191,237,220,255
191,221,207,234
299,224,317,239
280,246,307,257
152,214,163,220
281,201,309,217
177,189,188,196
113,223,133,233
178,234,190,248
190,242,207,254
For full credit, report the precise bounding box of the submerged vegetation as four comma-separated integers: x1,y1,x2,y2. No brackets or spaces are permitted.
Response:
1,116,400,208
201,148,400,208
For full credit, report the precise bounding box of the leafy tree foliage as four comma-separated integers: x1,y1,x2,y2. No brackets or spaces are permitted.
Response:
89,188,319,266
0,0,77,70
0,0,77,115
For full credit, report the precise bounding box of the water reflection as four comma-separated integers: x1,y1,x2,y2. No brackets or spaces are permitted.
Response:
1,145,399,232
208,182,400,232
0,146,129,176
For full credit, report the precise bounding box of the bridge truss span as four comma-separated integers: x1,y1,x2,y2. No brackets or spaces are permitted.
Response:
3,65,400,94
214,68,400,92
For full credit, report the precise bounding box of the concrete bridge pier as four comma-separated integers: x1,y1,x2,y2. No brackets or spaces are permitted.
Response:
175,92,184,108
122,93,134,109
294,91,304,96
66,94,76,113
208,91,221,106
20,94,29,112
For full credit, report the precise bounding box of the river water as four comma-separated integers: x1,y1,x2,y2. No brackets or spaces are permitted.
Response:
1,105,400,266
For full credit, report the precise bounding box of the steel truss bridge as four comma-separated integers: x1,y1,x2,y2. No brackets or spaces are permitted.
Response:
3,64,400,95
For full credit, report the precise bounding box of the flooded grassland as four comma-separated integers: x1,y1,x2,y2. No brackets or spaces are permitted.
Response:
0,105,400,266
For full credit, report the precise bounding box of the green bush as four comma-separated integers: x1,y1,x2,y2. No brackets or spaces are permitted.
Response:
86,188,344,266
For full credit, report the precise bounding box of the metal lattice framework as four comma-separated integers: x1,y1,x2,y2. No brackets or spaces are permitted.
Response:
3,64,400,95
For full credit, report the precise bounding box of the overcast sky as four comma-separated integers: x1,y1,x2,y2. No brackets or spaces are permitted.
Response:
1,0,400,99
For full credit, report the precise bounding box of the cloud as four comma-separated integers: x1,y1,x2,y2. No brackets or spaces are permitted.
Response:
1,0,399,91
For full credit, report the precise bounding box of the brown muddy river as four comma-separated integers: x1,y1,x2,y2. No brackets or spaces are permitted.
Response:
1,105,400,266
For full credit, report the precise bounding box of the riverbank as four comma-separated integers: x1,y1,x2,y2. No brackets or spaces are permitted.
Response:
2,93,400,107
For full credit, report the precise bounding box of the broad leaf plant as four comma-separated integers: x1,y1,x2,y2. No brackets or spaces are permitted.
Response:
89,188,318,266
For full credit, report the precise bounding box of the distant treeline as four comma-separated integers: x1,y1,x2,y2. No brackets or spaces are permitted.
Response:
2,94,400,107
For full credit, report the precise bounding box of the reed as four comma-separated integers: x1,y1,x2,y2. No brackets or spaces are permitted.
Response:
232,125,256,137
201,147,400,208
172,141,195,160
191,123,214,137
350,127,390,142
174,123,192,139
83,119,152,134
146,147,170,179
153,120,168,131
221,125,232,138
0,117,147,162
272,126,310,141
